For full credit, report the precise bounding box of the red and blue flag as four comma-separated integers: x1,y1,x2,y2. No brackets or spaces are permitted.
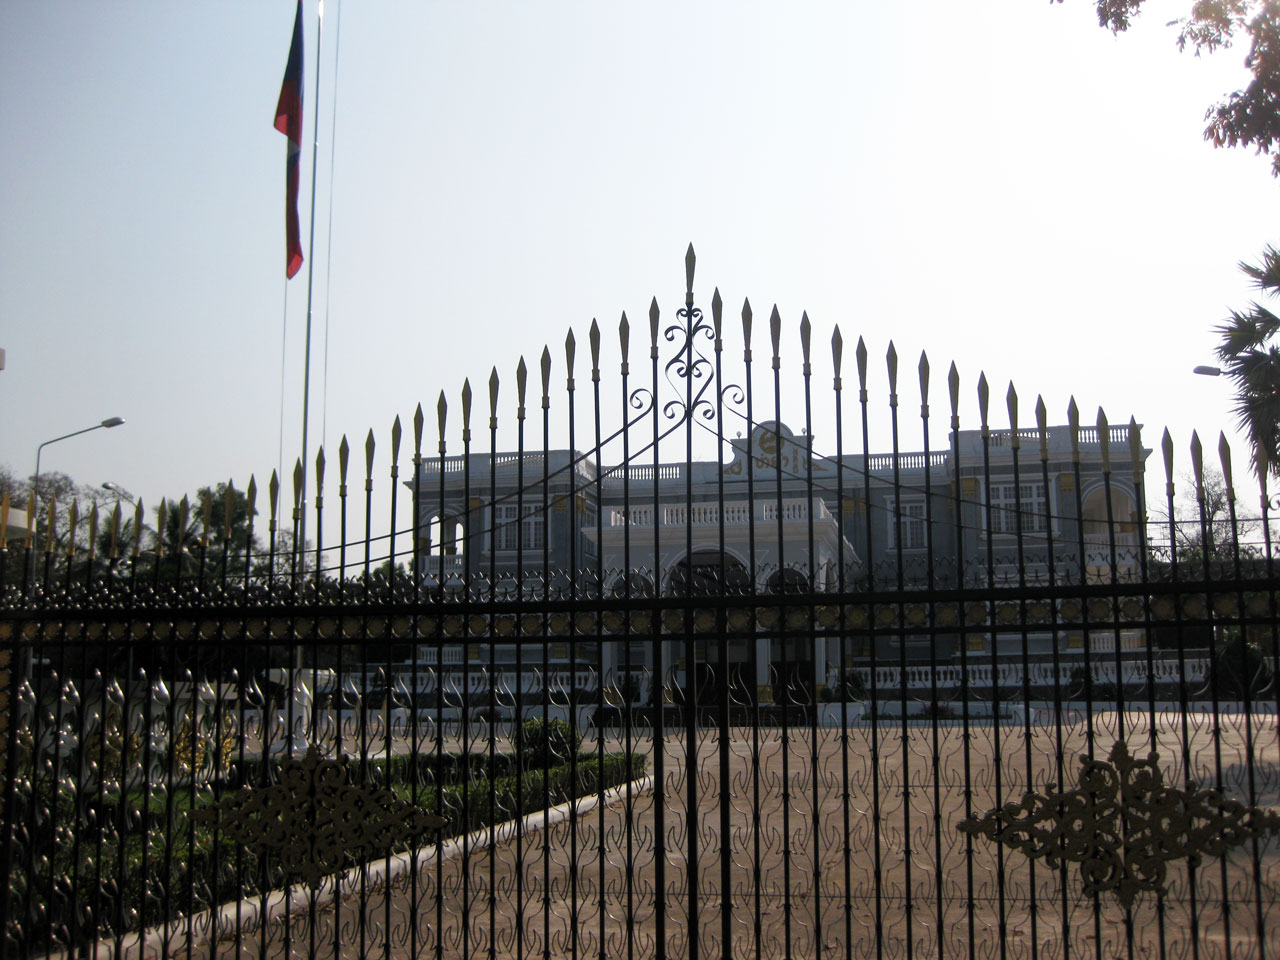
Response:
274,0,303,279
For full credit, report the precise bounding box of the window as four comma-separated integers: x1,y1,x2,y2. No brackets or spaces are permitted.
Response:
988,482,1047,535
494,503,545,551
888,498,928,550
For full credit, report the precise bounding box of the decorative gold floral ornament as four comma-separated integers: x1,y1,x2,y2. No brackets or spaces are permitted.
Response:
194,745,446,888
958,741,1280,906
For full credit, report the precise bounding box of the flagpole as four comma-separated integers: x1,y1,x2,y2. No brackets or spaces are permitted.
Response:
296,0,325,569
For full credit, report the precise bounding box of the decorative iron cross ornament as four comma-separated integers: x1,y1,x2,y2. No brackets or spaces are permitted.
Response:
195,745,446,888
958,740,1280,906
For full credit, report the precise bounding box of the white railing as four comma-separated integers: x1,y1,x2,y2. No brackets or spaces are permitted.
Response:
608,498,832,527
853,656,1207,693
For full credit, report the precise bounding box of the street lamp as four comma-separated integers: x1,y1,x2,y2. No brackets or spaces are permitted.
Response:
101,481,136,504
1193,365,1223,377
33,417,126,505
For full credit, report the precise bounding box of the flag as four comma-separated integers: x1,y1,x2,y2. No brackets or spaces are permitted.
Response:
274,0,304,279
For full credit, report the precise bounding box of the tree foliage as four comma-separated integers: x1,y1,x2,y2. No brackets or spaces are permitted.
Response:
1213,245,1280,480
1064,0,1280,174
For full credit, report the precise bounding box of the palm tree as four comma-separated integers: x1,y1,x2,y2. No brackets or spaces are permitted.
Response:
1214,244,1280,481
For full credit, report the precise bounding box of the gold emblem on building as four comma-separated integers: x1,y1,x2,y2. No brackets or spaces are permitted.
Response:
958,740,1280,906
194,745,446,888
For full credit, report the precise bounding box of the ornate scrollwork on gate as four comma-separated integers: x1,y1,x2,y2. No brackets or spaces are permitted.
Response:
958,740,1280,906
194,745,446,888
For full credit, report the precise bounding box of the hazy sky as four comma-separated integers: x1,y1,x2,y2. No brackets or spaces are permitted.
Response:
2,0,1277,543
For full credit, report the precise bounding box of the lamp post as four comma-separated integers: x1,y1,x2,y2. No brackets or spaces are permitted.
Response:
1193,365,1223,377
33,417,125,506
101,481,136,505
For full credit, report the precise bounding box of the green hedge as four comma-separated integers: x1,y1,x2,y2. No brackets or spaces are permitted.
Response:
9,749,647,955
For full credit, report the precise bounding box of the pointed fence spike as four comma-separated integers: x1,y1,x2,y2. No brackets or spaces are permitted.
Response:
540,347,552,407
831,326,844,389
589,319,601,382
460,385,472,437
110,502,122,559
179,496,191,549
948,362,960,426
1036,396,1049,461
65,500,79,557
292,460,304,510
489,367,500,423
391,414,403,463
1191,431,1205,501
855,337,868,397
338,437,350,485
977,373,989,430
1161,428,1176,497
24,491,34,550
225,479,236,538
516,357,528,419
565,330,576,391
649,298,660,356
414,403,425,456
800,312,812,368
1128,417,1143,482
315,448,326,500
1097,408,1111,472
245,477,257,537
685,243,696,297
366,427,378,479
1006,382,1018,433
618,314,630,372
741,299,753,362
711,288,723,340
86,503,97,559
769,306,781,368
1067,397,1080,463
1218,431,1235,501
918,352,930,420
201,490,211,546
436,392,447,448
156,499,168,556
886,343,898,406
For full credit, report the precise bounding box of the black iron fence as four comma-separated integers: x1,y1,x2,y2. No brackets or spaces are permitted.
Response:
3,249,1280,959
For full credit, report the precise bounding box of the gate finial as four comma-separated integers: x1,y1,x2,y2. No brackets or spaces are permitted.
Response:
436,394,447,455
769,306,781,370
1007,383,1019,449
886,343,898,407
831,326,843,391
460,384,471,443
489,368,500,428
741,299,753,363
1162,428,1175,500
948,362,960,431
565,331,576,392
292,461,303,521
1218,432,1235,503
685,243,696,301
314,449,325,512
589,320,601,383
540,347,552,409
245,478,256,545
225,479,236,540
800,312,812,375
517,357,528,420
977,372,989,433
338,436,349,497
918,352,930,421
1097,408,1111,473
711,289,722,343
649,298,660,358
366,428,377,487
1067,397,1080,464
1036,397,1049,461
856,337,868,402
392,414,403,468
1191,431,1205,502
414,404,425,459
619,314,630,375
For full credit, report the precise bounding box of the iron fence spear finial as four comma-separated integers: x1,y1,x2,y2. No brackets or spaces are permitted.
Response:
414,404,425,459
1068,397,1081,464
1037,397,1049,461
711,289,722,344
1219,432,1234,503
516,357,528,420
741,299,753,364
1097,408,1111,473
619,314,630,375
489,368,500,428
649,298,660,359
832,326,843,391
685,243,696,303
948,362,960,432
589,320,600,384
918,352,930,421
770,306,781,370
977,373,989,434
856,336,868,402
